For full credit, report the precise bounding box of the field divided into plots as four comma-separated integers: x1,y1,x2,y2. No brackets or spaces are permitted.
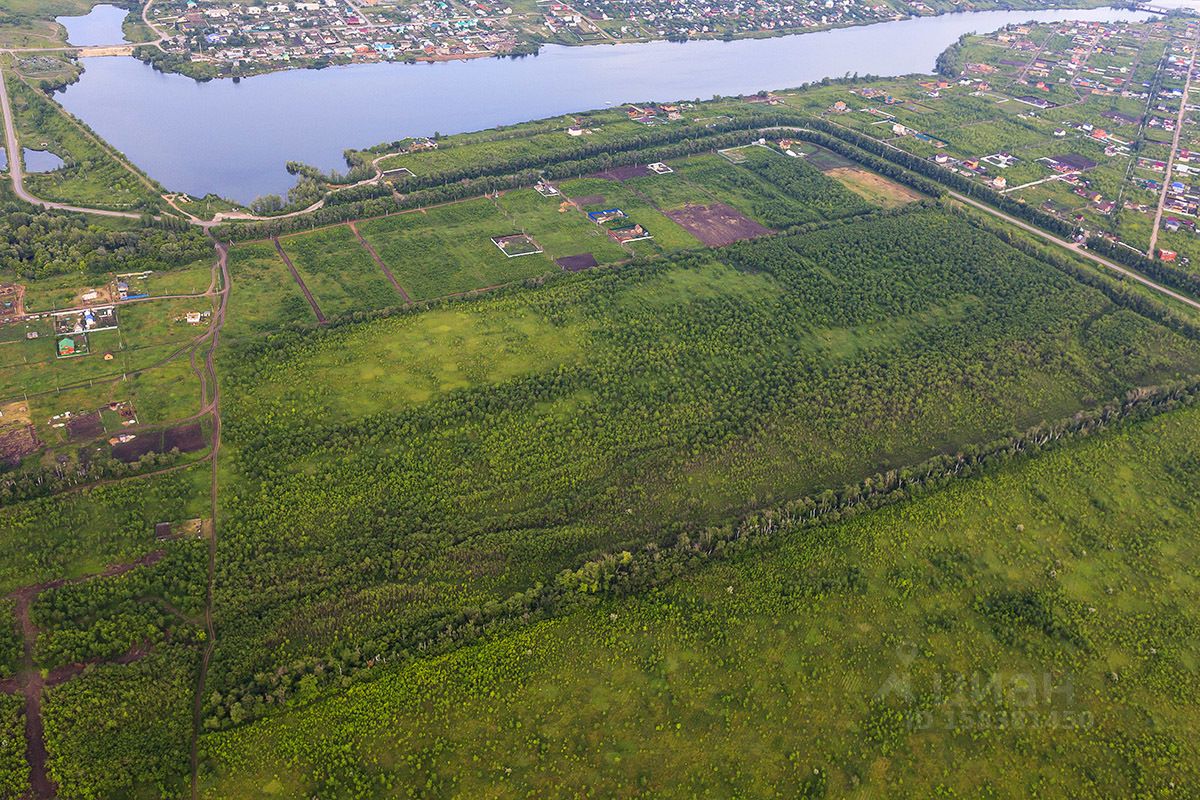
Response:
178,205,1200,800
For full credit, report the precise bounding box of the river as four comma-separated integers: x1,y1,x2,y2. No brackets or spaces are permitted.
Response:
56,7,1152,204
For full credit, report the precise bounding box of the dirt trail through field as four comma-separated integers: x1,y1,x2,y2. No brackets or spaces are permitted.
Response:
272,237,326,323
190,238,230,799
4,549,167,799
348,221,412,303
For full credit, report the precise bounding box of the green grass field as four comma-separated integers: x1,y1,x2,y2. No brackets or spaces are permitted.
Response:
355,200,557,300
180,206,1200,777
222,242,316,339
493,189,627,265
199,400,1200,799
278,226,404,317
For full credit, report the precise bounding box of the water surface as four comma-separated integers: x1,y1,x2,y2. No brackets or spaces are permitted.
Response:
58,7,1151,203
57,4,130,47
23,149,67,173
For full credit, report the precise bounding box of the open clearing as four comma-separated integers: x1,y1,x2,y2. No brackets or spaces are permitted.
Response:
665,202,773,246
825,165,925,208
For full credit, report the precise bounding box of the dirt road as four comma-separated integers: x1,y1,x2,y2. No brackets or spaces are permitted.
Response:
272,237,326,323
0,64,145,220
348,221,411,303
1147,32,1198,258
189,239,230,799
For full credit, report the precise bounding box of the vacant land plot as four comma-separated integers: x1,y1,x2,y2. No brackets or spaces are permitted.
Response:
222,242,318,338
494,189,627,266
112,421,207,462
0,422,39,466
278,225,404,317
826,165,925,208
666,202,773,246
140,260,214,297
65,410,103,440
556,253,600,271
201,402,1200,799
355,200,556,301
192,208,1200,756
559,178,702,252
670,148,872,228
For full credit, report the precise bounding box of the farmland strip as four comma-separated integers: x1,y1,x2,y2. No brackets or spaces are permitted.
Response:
347,221,411,303
272,237,327,323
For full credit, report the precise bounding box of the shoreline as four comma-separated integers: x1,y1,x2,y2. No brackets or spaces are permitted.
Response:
123,0,1124,83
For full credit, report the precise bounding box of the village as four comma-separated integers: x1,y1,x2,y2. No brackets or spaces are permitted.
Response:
802,16,1200,267
143,0,991,73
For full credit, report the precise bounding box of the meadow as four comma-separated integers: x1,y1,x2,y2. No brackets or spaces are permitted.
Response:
353,200,558,301
221,242,316,339
188,205,1200,761
198,400,1200,799
277,226,403,317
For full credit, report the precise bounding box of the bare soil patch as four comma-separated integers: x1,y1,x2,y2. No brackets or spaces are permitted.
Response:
66,411,103,441
164,421,206,453
0,401,32,427
113,421,206,463
556,253,600,272
0,284,24,321
0,424,40,466
570,195,606,207
666,203,773,247
112,435,157,462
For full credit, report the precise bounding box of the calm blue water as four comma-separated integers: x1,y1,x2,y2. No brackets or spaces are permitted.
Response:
23,149,66,173
57,4,130,47
0,149,65,172
57,7,1152,203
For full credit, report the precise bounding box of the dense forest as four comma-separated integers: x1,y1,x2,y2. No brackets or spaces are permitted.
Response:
0,204,209,279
